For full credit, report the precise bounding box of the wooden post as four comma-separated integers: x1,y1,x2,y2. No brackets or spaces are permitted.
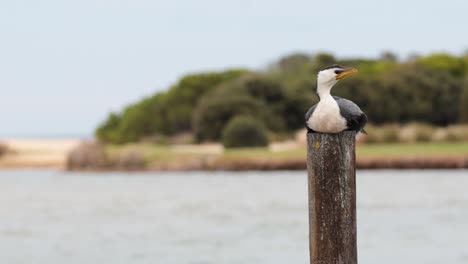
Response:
306,131,357,264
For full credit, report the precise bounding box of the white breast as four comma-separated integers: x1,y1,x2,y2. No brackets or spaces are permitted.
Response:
307,98,347,133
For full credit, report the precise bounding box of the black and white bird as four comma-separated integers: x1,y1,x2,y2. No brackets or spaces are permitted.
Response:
305,64,367,136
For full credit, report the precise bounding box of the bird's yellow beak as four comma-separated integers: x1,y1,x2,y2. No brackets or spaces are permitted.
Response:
336,68,358,80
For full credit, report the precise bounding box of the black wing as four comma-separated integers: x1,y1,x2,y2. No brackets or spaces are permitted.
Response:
304,104,318,133
333,96,367,133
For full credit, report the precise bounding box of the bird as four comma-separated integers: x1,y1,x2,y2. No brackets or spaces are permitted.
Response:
305,64,367,136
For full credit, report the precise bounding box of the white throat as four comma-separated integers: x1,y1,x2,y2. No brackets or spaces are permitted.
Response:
317,81,335,99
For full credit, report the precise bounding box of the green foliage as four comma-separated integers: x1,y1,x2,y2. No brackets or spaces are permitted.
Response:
375,63,460,125
96,93,171,144
96,113,123,143
193,94,266,142
116,95,169,142
418,53,466,77
313,53,337,70
164,69,248,132
217,74,310,130
222,116,269,148
96,70,247,143
274,53,312,72
193,73,314,142
96,51,468,144
460,77,468,123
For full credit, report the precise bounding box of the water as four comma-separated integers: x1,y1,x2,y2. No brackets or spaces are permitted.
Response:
0,170,467,264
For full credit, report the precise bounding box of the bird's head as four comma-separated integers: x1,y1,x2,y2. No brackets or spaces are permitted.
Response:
317,64,358,88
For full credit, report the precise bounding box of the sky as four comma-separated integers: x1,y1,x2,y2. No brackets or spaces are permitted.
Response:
1,0,467,137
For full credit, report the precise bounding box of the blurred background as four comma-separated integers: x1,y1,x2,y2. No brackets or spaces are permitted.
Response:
1,0,468,263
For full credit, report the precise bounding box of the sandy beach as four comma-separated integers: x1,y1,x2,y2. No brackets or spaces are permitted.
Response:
0,138,81,169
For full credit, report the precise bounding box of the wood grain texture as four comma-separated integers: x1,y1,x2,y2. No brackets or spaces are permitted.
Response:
306,131,357,264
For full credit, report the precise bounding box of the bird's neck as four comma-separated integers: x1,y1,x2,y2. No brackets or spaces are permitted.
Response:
317,82,334,101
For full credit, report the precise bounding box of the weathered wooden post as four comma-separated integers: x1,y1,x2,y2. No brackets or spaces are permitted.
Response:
306,131,357,264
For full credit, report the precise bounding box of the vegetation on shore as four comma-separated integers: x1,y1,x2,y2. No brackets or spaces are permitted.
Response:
95,52,468,146
364,123,468,143
66,138,468,171
0,143,8,157
222,116,269,148
67,52,468,171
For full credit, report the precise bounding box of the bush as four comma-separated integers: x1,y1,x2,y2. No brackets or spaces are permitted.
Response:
67,142,109,170
364,123,468,143
398,123,433,143
193,95,267,142
412,124,433,142
95,112,124,143
222,116,269,148
0,143,8,157
446,125,468,142
116,150,146,170
460,78,468,123
364,124,400,143
431,128,449,142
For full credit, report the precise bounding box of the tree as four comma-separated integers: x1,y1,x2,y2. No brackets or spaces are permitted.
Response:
116,96,168,142
95,93,171,144
460,77,468,123
222,116,269,148
418,53,466,77
96,113,123,143
380,51,398,62
273,53,312,72
373,63,461,125
193,95,267,142
163,69,248,133
194,73,310,138
314,53,336,70
95,52,468,144
95,70,248,143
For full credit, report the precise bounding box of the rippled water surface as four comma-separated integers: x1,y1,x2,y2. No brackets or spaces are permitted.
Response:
0,170,467,264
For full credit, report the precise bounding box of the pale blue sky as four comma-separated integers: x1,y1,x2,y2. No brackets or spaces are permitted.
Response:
1,0,467,137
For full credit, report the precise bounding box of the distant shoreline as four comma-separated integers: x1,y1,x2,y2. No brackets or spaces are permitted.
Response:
0,138,81,170
4,157,467,171
3,158,468,170
1,138,468,171
135,157,468,171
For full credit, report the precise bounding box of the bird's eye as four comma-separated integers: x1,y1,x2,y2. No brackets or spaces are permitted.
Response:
334,70,343,74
